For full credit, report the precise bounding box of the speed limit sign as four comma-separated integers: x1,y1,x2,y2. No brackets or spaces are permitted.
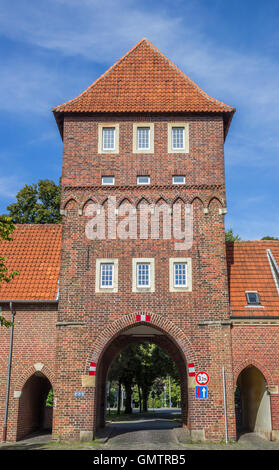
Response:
195,371,209,386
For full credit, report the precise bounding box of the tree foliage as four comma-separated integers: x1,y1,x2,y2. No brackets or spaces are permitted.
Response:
225,228,241,242
261,236,279,240
6,179,61,224
108,342,180,413
0,215,19,327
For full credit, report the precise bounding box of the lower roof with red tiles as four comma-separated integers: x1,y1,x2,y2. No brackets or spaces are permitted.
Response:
0,225,61,302
1,225,279,317
226,241,279,317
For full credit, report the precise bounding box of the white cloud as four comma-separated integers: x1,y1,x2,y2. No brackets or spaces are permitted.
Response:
0,0,278,172
0,175,24,200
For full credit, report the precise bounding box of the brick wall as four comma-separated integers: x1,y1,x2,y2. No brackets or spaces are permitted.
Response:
0,303,57,441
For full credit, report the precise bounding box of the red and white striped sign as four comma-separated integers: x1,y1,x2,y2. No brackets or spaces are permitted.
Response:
136,314,151,322
188,363,196,377
89,362,97,376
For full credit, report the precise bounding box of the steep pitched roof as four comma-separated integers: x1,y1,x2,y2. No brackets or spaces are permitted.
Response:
0,225,62,301
226,241,279,317
53,38,235,136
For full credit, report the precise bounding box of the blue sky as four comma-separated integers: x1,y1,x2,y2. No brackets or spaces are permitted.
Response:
0,0,278,239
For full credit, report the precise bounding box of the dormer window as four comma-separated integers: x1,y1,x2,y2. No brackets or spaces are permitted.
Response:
246,291,260,305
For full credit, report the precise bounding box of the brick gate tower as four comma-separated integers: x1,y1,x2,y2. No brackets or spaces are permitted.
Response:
52,38,236,442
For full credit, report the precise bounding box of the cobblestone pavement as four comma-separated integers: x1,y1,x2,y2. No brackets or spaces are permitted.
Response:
1,411,279,450
103,417,279,450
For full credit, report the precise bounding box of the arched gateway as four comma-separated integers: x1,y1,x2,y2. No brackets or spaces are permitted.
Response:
89,314,197,432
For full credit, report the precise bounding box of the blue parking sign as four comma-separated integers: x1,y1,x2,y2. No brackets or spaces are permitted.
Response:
195,386,208,399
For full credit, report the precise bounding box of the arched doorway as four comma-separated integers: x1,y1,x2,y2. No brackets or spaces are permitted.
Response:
235,365,272,440
94,323,188,433
16,371,53,441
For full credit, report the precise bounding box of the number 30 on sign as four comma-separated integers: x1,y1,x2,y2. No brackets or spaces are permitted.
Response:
195,371,209,386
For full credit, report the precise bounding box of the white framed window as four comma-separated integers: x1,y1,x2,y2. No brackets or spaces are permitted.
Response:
132,258,155,292
102,176,115,185
137,175,150,185
98,123,119,154
103,127,115,150
133,123,154,153
172,175,185,185
100,263,114,288
168,123,189,154
172,127,184,150
169,258,192,292
137,127,150,150
95,259,118,293
137,263,150,288
246,291,260,305
173,262,187,287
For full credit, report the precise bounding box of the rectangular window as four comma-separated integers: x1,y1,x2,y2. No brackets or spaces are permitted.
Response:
137,176,150,185
102,127,115,150
172,175,185,185
100,263,114,288
169,258,192,292
137,127,150,150
172,127,184,150
174,263,187,287
246,291,260,305
137,263,150,288
102,176,115,185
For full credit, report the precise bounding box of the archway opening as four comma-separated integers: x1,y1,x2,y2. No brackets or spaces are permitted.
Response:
16,372,53,441
235,365,272,440
95,323,188,434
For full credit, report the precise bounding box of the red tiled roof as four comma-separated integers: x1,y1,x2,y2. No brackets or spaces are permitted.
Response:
53,38,235,134
0,225,62,301
226,241,279,317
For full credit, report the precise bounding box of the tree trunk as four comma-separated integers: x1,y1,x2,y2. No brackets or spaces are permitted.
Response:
117,381,121,415
138,384,142,413
142,386,149,412
124,382,132,414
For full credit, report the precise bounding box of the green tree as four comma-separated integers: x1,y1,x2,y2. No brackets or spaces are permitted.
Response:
225,228,241,242
261,236,279,240
6,179,61,224
0,216,19,327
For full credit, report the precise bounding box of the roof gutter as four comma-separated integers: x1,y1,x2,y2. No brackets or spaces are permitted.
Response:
0,299,58,304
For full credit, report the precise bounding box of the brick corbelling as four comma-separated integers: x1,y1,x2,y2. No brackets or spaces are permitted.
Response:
84,313,199,373
61,190,226,213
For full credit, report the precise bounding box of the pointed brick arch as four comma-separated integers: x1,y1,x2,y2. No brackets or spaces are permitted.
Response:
85,313,198,372
15,364,56,392
234,359,274,386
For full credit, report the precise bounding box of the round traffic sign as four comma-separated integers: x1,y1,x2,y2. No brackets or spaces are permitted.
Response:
195,371,209,386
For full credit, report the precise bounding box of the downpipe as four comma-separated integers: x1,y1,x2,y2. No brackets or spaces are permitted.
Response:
2,302,16,442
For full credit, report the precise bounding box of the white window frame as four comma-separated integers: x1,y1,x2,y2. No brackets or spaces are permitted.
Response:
168,123,189,154
137,127,150,151
95,259,118,293
137,176,150,185
100,263,114,289
132,258,155,292
172,175,186,185
169,258,192,292
133,123,154,154
102,176,115,186
98,123,119,154
173,262,188,288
